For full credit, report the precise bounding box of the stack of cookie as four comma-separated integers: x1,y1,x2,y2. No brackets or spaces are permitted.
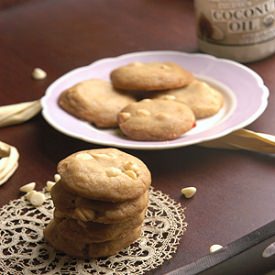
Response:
44,148,151,259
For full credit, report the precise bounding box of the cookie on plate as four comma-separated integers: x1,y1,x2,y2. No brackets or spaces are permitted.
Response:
156,80,224,118
117,99,196,141
58,79,135,128
52,181,149,223
44,220,142,258
57,148,151,202
110,62,194,91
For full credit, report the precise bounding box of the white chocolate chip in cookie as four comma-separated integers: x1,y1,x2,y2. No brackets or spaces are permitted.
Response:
19,182,36,193
137,109,150,116
124,161,139,171
108,153,118,159
156,112,169,120
160,64,171,70
142,99,152,103
131,62,143,67
124,169,137,180
162,95,176,100
75,207,95,221
106,167,122,177
119,112,131,122
74,208,86,221
92,153,115,160
75,153,93,160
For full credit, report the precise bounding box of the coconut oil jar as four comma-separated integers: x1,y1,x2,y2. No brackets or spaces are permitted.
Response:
194,0,275,62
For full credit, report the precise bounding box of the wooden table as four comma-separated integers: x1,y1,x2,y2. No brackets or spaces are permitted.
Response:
0,1,274,274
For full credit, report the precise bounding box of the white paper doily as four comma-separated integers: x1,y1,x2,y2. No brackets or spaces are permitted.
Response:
0,188,187,275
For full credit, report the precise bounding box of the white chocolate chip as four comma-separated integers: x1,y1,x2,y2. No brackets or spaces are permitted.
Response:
156,112,169,120
106,167,122,177
92,153,114,160
142,99,152,103
54,174,61,182
181,187,197,198
124,161,139,171
137,109,151,116
131,62,143,67
25,191,32,200
46,180,56,192
19,182,36,193
162,95,176,100
75,208,95,221
119,112,131,122
108,153,117,159
160,64,171,70
32,68,47,80
74,208,86,221
124,170,137,180
26,190,46,207
132,164,139,171
75,153,93,160
210,244,223,253
262,242,275,258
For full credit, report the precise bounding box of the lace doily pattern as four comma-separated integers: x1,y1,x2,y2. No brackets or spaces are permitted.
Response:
0,188,187,275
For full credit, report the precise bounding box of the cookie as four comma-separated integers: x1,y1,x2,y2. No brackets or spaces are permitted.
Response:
117,99,196,141
58,79,135,128
88,226,141,258
52,181,149,223
44,221,142,258
57,148,151,202
52,209,145,243
110,62,194,91
156,80,224,118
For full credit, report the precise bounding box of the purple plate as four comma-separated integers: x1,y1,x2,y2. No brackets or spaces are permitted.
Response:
41,51,269,150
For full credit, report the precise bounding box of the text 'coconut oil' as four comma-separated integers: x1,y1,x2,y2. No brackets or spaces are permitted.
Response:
194,0,275,62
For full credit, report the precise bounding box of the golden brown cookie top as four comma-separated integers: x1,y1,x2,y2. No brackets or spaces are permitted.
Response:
110,62,194,91
157,80,224,118
58,79,135,128
57,148,151,202
117,99,196,141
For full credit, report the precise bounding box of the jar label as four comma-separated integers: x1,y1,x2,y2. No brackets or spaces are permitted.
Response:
195,0,275,46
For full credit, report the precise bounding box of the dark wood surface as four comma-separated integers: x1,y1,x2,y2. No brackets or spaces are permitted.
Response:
0,1,274,274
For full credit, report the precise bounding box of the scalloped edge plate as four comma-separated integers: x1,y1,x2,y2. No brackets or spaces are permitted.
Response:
41,51,269,150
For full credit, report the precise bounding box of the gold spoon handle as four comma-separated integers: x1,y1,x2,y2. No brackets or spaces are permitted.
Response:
200,129,275,154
